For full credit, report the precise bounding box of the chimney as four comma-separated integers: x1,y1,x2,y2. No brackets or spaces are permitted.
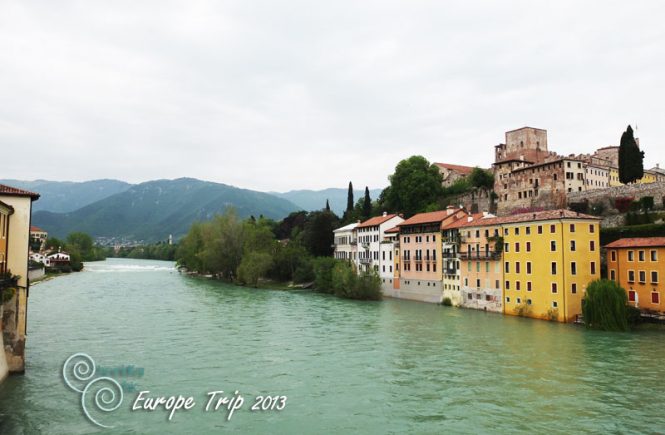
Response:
446,205,455,215
382,211,387,217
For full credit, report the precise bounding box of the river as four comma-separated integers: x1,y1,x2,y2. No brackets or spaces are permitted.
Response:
0,258,663,434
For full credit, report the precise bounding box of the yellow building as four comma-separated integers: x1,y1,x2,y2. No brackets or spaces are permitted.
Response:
0,184,40,379
605,238,665,313
0,201,13,275
501,210,601,322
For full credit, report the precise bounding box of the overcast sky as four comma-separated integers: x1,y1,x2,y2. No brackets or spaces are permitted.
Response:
1,1,664,192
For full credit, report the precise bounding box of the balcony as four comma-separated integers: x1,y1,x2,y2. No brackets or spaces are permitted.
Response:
359,258,372,265
459,251,501,261
350,240,357,246
442,251,458,258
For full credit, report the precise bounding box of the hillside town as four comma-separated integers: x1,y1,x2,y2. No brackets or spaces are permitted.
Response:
334,126,665,323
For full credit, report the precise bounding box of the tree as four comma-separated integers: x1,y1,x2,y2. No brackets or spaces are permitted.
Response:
300,210,339,257
325,199,330,212
381,156,444,217
582,279,629,331
468,167,495,190
362,186,372,219
237,252,273,287
619,125,644,184
344,181,354,220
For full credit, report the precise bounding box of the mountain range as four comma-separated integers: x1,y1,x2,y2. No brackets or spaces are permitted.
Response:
11,178,383,242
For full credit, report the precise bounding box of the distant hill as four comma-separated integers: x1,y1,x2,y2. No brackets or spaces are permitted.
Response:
0,179,131,213
273,188,384,215
32,178,301,242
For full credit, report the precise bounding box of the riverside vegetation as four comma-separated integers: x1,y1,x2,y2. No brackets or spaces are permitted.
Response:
176,209,382,301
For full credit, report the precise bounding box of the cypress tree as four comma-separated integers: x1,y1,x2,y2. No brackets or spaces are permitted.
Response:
325,199,330,212
345,182,354,218
619,125,645,184
362,186,372,219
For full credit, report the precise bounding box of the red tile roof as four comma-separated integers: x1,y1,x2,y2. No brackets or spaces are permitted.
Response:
0,184,40,199
604,238,665,249
446,213,488,229
384,226,400,233
356,213,399,229
31,226,46,232
397,209,469,230
450,209,599,229
434,163,475,175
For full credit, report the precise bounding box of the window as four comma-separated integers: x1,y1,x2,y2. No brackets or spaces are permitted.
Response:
550,224,556,233
504,228,509,235
506,296,511,303
652,271,659,283
651,250,658,261
589,224,595,233
538,225,543,234
515,227,520,235
551,283,558,293
652,292,660,304
516,281,521,291
551,241,557,252
571,262,577,275
628,251,634,261
526,226,531,235
505,262,510,273
628,290,636,302
516,297,522,304
476,279,481,288
639,251,645,262
571,283,577,294
526,242,531,252
527,299,532,305
570,240,576,251
496,280,500,289
526,262,532,274
527,281,532,291
628,270,635,282
639,270,646,283
515,243,520,253
516,262,521,273
591,262,596,275
570,224,575,233
505,281,510,290
590,241,595,252
611,251,616,262
610,269,616,281
552,301,558,308
551,262,557,275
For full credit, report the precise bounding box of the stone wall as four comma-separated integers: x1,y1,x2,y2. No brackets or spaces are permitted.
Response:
383,279,443,304
567,181,665,211
447,188,496,214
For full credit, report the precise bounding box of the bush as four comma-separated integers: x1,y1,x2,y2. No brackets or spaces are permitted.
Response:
582,279,629,331
601,223,665,246
293,259,315,283
313,259,382,301
589,201,606,216
312,257,337,293
569,201,589,214
626,305,642,326
615,196,635,213
442,297,452,306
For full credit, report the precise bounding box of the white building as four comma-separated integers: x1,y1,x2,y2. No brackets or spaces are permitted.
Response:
47,251,71,266
379,227,399,290
355,212,404,275
29,252,49,266
584,164,609,190
332,222,358,262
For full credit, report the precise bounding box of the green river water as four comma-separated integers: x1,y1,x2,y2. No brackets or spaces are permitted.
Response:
0,258,664,434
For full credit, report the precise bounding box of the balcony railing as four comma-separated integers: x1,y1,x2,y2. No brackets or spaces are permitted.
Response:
459,251,501,260
359,258,372,265
442,251,458,258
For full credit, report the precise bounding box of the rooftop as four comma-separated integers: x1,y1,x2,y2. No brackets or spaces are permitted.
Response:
30,226,46,233
356,213,400,229
0,184,40,199
333,222,359,233
434,163,475,175
605,238,665,249
452,209,599,229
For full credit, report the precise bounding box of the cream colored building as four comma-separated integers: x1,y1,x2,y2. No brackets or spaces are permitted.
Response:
584,164,609,190
0,184,40,380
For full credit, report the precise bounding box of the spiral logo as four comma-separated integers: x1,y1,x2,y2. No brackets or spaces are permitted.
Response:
63,353,124,428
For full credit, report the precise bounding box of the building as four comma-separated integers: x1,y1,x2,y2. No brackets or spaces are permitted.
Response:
434,163,475,187
454,215,504,313
605,238,665,313
355,213,404,275
0,201,13,275
29,252,49,266
391,208,468,303
0,184,40,378
47,251,71,266
380,227,399,291
29,226,48,251
452,209,600,321
332,222,358,262
585,164,609,190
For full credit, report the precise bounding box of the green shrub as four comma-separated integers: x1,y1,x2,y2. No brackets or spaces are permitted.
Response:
582,279,629,331
442,297,452,306
589,201,606,216
312,257,337,293
569,201,589,214
626,305,642,326
615,197,634,213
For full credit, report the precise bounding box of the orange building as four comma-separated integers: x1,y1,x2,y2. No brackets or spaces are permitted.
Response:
393,208,468,303
606,238,665,313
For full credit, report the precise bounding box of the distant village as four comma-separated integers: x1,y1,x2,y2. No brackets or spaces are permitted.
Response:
333,126,665,323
